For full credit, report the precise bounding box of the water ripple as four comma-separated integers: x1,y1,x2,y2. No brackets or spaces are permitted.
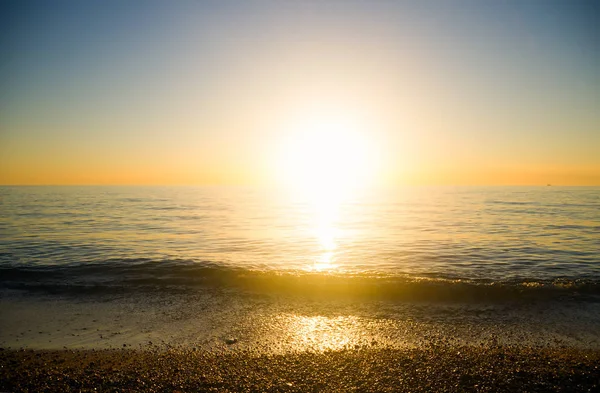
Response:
0,186,598,282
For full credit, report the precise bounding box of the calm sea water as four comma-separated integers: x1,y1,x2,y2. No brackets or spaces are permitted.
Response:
1,186,599,300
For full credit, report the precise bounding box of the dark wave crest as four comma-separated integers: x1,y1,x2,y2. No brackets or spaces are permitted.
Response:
1,259,599,303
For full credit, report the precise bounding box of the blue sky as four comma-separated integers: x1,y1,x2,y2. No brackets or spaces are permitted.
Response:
1,0,598,185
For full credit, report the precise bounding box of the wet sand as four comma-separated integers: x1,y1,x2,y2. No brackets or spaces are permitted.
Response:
1,345,599,392
2,288,600,392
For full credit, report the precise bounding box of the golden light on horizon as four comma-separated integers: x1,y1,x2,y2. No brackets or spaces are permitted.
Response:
1,2,598,187
273,106,382,272
275,107,381,201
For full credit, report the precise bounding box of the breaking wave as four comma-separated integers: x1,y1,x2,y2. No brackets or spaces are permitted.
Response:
2,259,599,303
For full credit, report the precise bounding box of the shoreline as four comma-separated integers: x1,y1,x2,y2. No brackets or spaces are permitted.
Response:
3,292,600,353
2,345,599,392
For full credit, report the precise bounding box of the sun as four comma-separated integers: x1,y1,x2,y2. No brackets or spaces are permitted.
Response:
276,109,379,202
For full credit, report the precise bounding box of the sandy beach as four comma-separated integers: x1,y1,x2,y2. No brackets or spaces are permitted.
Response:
2,345,599,392
2,282,600,392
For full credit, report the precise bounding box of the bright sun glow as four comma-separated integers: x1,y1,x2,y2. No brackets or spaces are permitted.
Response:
276,109,379,202
275,107,381,272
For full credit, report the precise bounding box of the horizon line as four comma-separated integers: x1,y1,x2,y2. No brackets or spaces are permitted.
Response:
1,183,598,187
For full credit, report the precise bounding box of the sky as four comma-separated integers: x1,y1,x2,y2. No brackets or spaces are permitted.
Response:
1,0,598,186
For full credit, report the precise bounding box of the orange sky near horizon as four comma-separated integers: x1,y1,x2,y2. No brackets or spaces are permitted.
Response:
1,1,598,186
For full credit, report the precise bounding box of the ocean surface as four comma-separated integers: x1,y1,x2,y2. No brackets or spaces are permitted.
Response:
1,185,599,299
1,185,600,352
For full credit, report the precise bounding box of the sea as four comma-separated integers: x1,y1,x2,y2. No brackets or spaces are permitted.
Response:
1,185,599,352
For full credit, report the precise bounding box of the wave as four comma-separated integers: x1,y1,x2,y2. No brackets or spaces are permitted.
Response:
1,259,600,303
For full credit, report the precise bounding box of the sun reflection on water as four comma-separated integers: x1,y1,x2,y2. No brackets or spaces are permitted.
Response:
308,195,341,272
282,314,363,352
